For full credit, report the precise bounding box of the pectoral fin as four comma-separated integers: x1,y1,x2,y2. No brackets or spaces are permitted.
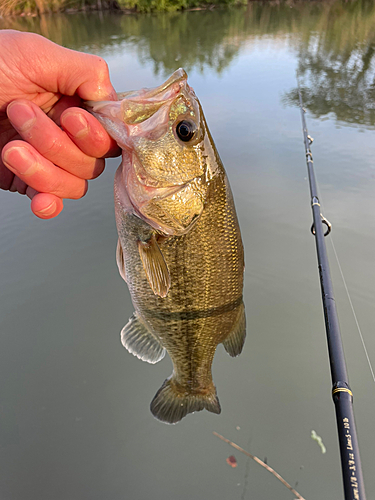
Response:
116,239,127,282
222,302,246,357
138,234,171,298
121,312,166,364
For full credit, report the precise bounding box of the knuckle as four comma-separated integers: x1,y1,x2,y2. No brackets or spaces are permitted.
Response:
40,136,61,160
37,176,60,196
65,159,98,181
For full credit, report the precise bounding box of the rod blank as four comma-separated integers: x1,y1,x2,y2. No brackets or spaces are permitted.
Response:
298,90,366,500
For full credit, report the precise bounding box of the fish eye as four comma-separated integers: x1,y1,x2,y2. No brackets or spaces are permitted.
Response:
176,120,196,142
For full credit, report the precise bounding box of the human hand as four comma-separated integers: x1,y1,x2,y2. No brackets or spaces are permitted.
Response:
0,30,121,219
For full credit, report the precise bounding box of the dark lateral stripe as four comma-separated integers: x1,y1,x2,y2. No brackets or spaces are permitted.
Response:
145,296,243,322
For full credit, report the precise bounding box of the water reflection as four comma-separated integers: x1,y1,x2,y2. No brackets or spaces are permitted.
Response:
117,11,244,75
0,10,245,74
3,1,375,127
283,0,375,127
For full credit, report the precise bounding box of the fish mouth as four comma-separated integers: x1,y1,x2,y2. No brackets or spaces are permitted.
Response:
117,68,191,104
119,68,196,131
84,68,197,153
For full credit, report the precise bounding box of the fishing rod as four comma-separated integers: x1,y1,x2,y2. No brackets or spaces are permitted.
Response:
298,88,367,500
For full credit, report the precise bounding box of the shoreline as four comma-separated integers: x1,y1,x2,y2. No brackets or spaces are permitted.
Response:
0,0,246,17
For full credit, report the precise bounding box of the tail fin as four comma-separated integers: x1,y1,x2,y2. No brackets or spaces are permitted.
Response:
150,377,221,424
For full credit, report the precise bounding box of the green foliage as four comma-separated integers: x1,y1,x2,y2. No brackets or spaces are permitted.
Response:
116,0,245,13
0,0,245,16
117,0,191,12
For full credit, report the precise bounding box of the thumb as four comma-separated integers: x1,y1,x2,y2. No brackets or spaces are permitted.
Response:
56,50,118,102
10,30,117,101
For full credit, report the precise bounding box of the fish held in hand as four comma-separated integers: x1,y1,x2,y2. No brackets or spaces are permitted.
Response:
86,69,245,424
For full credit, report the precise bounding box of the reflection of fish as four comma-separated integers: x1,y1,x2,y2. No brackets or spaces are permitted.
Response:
86,69,245,424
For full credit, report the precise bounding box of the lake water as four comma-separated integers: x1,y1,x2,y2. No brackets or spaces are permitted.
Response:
1,2,375,499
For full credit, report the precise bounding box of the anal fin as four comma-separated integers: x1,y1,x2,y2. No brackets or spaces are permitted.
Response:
222,301,246,357
121,313,166,364
138,234,171,298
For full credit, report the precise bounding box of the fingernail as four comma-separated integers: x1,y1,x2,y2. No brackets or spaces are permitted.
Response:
61,112,89,139
2,146,38,176
35,201,56,217
7,101,36,132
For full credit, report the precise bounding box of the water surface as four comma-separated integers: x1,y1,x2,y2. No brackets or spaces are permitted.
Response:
1,2,375,499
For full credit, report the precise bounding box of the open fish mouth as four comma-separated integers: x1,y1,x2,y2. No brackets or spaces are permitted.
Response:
84,68,203,187
84,68,194,130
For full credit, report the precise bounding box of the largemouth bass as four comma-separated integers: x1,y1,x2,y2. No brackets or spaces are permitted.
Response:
86,69,245,424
